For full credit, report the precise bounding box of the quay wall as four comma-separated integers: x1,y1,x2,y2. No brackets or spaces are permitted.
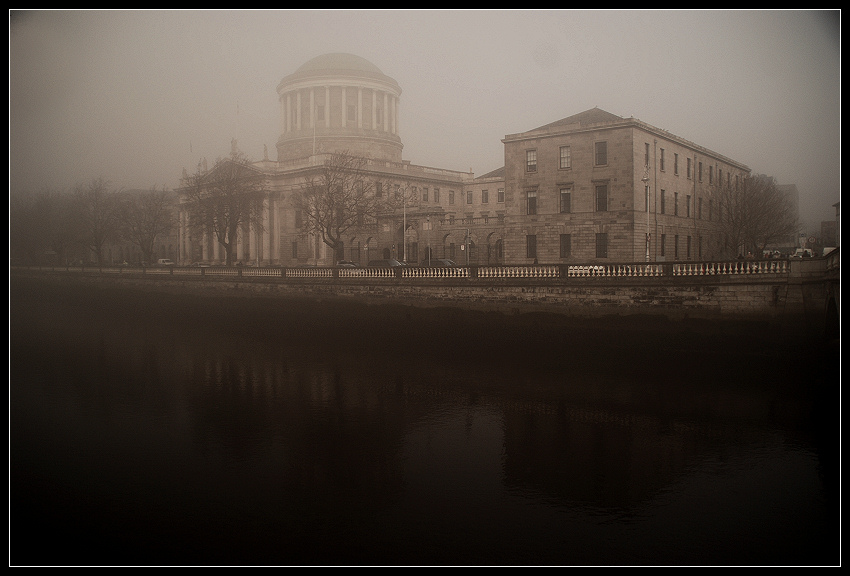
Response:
10,265,831,341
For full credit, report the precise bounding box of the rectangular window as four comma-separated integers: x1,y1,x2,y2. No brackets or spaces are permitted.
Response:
674,235,680,259
687,236,692,259
674,192,679,216
560,145,571,169
645,143,650,167
660,190,666,214
660,148,665,171
595,141,608,166
449,243,456,259
560,234,572,258
699,162,703,182
698,197,703,219
595,184,608,212
497,188,504,203
375,182,383,197
526,190,537,215
709,199,713,221
434,188,440,203
674,153,679,175
595,233,608,258
686,195,691,218
291,241,298,259
526,150,537,172
709,165,713,185
347,104,356,124
481,190,489,204
687,158,692,179
422,188,429,202
294,209,302,229
466,190,473,204
449,191,455,205
559,188,571,213
526,235,537,259
660,234,666,257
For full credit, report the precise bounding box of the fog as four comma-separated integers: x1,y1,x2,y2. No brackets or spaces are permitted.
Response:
9,9,841,232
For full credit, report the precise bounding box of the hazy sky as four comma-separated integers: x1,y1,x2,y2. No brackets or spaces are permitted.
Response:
9,9,841,230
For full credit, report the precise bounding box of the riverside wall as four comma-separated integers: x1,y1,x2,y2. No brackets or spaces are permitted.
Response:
10,264,833,342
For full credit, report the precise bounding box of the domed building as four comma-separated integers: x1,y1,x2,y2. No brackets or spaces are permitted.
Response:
276,53,403,163
178,53,503,268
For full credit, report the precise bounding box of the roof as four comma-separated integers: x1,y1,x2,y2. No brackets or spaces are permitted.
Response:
296,53,384,75
533,107,624,131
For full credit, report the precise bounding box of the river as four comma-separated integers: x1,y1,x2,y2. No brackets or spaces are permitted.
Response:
10,276,840,566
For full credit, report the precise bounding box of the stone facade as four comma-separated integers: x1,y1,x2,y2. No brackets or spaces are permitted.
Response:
502,108,751,264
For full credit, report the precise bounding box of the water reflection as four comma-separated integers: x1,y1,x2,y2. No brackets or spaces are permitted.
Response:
10,278,838,566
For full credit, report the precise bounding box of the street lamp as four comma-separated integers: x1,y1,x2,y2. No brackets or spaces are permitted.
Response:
641,175,651,262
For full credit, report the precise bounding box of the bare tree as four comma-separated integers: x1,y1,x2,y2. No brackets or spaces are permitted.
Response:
717,174,799,257
181,149,267,266
291,152,388,263
119,186,175,265
71,177,122,266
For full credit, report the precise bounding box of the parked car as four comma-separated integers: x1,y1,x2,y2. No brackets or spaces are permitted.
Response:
336,260,360,267
191,262,211,268
156,258,175,266
421,258,457,267
367,258,406,267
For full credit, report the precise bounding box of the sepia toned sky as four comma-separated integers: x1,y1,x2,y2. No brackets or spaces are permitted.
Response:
9,9,841,230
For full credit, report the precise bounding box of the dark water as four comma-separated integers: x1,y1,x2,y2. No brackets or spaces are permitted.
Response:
10,276,840,566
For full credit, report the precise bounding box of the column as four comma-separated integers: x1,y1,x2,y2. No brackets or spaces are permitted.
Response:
341,85,347,126
285,94,291,133
295,91,302,131
262,197,271,265
383,92,389,132
357,87,363,128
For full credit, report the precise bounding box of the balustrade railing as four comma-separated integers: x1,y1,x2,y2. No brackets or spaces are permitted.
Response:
14,257,810,281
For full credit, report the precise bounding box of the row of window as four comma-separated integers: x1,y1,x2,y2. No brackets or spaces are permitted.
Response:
525,233,701,260
526,184,608,215
526,142,607,172
375,183,507,206
527,142,740,190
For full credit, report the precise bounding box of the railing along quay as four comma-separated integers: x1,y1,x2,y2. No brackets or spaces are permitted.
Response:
13,258,796,282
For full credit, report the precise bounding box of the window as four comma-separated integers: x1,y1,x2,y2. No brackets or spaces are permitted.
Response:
709,199,713,221
434,188,440,203
660,190,666,214
376,182,383,197
294,209,302,229
698,162,703,182
660,148,665,171
497,188,504,203
595,184,608,212
595,141,608,166
595,233,608,258
709,165,713,185
526,235,537,259
698,197,703,219
449,191,455,205
481,190,488,204
674,153,679,175
674,235,680,259
559,188,571,213
686,195,691,218
687,157,692,179
316,105,325,121
560,146,571,169
687,236,692,259
526,190,537,215
526,150,537,172
466,190,473,204
660,234,666,257
422,188,429,202
291,241,298,259
347,104,356,123
560,234,572,258
674,192,679,216
645,143,650,167
449,243,456,259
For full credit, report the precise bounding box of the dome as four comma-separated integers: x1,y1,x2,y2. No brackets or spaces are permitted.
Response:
296,53,384,75
276,53,403,164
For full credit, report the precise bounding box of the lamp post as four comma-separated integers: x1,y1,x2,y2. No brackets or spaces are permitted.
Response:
401,186,407,263
642,175,651,262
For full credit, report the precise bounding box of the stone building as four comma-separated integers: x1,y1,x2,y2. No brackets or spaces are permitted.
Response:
178,54,750,266
502,107,751,263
